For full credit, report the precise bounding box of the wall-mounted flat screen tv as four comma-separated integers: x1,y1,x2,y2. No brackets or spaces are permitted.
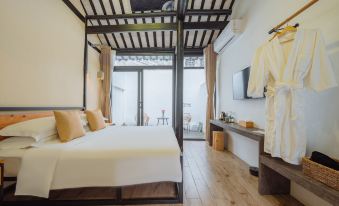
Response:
232,67,264,100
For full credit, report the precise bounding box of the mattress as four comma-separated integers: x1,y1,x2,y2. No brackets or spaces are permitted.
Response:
14,126,182,198
0,149,25,177
0,135,58,177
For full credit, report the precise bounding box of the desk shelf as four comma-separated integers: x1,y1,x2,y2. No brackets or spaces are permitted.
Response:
209,120,264,153
260,154,339,206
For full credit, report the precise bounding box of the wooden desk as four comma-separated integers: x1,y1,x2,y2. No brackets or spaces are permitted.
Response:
260,154,339,205
209,120,265,154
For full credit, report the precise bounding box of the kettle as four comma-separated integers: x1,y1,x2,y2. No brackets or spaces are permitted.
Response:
219,112,226,121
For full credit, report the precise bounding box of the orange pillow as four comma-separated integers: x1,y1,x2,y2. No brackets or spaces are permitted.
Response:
85,110,106,131
54,111,85,142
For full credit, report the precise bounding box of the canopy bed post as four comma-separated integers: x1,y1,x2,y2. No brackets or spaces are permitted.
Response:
175,0,187,150
175,19,184,150
176,0,187,203
83,17,88,110
172,53,177,130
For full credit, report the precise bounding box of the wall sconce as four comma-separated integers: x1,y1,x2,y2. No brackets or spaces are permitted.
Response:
97,71,104,80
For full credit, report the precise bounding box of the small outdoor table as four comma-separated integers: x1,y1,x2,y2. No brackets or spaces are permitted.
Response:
157,117,169,125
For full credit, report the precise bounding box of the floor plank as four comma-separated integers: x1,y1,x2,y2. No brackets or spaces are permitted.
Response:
172,141,303,206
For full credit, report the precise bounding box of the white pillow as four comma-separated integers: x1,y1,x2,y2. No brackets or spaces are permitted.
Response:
0,137,36,149
0,116,57,142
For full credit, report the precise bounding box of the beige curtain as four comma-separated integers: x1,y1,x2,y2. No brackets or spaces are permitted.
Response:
100,46,115,123
204,44,217,143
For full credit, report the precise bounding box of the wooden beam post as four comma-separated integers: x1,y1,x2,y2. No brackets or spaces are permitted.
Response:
83,18,88,109
172,53,177,129
176,0,187,203
175,19,184,150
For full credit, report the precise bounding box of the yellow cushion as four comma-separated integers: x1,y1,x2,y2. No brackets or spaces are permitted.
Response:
53,111,85,142
85,110,106,131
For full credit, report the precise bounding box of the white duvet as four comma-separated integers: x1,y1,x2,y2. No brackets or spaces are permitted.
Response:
15,126,182,198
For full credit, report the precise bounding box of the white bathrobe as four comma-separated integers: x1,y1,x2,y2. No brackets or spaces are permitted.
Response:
248,29,337,164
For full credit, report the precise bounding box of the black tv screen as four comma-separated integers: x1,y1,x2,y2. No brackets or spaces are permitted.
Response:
232,67,264,100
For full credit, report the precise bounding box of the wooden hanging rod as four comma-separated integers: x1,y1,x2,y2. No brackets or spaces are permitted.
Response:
268,0,319,34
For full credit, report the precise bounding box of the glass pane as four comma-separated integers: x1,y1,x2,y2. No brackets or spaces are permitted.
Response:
183,69,206,139
184,56,204,67
112,72,138,126
115,55,173,66
143,70,172,126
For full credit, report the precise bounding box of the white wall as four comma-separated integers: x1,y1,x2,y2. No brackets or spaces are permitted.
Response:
217,0,339,205
0,0,101,109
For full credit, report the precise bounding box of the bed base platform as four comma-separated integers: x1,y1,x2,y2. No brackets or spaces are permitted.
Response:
1,181,183,206
0,155,184,205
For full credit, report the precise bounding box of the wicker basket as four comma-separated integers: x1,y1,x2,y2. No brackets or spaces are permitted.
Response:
302,157,339,190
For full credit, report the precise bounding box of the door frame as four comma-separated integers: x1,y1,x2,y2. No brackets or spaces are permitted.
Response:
112,54,204,127
112,70,144,126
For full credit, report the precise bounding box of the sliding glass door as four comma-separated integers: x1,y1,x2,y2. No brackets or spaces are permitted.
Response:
112,72,139,126
183,57,206,140
112,69,172,127
143,70,172,126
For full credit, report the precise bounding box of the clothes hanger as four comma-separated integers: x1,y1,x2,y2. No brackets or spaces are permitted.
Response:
269,23,299,42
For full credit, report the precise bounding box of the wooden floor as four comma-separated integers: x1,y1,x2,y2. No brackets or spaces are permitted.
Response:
147,141,302,206
183,130,205,140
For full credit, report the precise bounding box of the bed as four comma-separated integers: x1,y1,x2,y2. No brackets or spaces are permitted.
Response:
0,112,183,205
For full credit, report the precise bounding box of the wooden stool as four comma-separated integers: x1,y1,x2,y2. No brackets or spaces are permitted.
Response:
213,131,224,151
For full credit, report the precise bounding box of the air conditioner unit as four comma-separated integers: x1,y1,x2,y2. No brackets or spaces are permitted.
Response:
213,19,243,54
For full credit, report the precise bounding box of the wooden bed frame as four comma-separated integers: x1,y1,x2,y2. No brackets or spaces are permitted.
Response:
0,112,183,205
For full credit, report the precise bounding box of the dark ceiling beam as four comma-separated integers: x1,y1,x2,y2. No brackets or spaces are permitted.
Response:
199,0,217,47
87,23,177,34
86,22,226,34
185,21,227,30
188,9,231,15
86,9,231,20
87,41,101,53
62,0,85,23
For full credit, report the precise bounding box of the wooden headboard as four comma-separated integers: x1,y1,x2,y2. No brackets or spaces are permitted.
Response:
0,112,53,130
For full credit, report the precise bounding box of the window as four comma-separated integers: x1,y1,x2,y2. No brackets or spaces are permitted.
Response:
184,56,204,68
115,55,173,66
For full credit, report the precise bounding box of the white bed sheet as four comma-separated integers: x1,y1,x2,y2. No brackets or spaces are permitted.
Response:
14,126,182,198
0,135,59,177
0,149,25,177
